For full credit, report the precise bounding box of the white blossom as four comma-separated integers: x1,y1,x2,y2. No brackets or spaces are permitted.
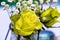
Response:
15,9,19,13
46,0,50,4
43,17,46,21
23,4,27,7
18,0,22,2
31,4,36,8
27,1,32,6
29,0,32,4
27,6,31,9
53,0,58,2
31,4,36,9
47,0,50,2
22,1,26,4
5,4,9,8
39,0,44,4
16,2,21,8
12,9,19,15
8,0,14,2
57,17,60,22
1,2,6,6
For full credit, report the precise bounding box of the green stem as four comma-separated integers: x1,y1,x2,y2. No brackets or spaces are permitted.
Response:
17,35,20,40
24,36,31,40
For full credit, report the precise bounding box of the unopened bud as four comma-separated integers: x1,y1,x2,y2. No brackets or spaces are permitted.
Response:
34,1,38,5
3,4,9,10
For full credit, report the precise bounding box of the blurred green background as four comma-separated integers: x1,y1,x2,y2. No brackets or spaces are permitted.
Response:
0,0,40,6
0,0,60,6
